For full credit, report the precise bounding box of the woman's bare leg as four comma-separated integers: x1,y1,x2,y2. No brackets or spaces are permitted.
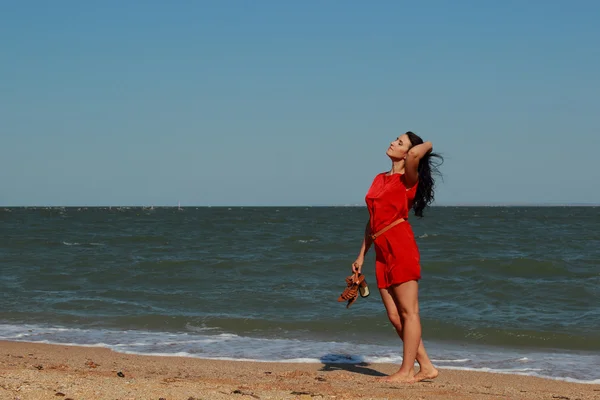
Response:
382,280,437,382
378,287,436,380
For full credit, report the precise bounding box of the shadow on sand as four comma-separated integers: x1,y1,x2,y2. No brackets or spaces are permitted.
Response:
318,354,387,377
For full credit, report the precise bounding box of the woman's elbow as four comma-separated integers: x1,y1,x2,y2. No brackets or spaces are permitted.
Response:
408,142,433,158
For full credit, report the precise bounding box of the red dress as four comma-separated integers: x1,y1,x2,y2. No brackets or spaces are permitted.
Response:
365,172,421,289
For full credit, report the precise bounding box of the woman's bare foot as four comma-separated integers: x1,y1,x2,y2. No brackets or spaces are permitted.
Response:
376,370,415,383
413,366,439,382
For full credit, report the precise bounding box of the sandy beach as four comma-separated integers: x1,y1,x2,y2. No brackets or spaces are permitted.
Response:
0,341,598,400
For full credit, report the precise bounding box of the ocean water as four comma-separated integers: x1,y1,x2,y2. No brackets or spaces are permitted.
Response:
0,206,599,383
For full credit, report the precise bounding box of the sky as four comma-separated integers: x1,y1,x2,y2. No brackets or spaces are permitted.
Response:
1,1,599,206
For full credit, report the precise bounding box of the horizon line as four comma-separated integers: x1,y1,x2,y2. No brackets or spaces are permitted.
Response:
2,203,599,208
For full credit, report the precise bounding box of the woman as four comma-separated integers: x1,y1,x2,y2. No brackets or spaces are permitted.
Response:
352,131,442,383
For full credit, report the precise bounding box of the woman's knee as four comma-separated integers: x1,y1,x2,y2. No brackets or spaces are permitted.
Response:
387,312,403,330
399,306,420,321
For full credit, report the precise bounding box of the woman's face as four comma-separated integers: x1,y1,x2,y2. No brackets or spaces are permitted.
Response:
386,134,412,160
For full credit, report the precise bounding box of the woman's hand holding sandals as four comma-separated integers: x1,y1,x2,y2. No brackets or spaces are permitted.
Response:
352,257,364,274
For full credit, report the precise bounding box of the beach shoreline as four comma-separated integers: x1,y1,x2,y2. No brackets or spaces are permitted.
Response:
1,341,598,400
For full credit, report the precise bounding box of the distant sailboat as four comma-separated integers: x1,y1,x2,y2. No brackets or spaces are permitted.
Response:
178,201,182,211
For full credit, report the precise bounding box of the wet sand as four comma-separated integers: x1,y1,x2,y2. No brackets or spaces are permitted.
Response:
1,341,598,399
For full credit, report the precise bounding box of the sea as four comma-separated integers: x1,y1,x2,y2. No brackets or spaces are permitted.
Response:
1,206,599,384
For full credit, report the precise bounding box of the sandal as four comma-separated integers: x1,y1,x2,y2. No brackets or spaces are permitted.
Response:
358,275,370,298
338,273,369,308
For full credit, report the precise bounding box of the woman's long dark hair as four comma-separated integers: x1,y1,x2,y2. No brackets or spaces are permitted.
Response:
405,131,443,217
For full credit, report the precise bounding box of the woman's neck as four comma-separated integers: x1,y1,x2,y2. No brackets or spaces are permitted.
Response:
389,159,405,175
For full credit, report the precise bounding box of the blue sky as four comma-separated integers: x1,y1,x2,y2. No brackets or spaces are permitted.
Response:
1,1,599,206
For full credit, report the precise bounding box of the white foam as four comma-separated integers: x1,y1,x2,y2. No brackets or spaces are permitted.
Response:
184,323,220,333
1,323,598,383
